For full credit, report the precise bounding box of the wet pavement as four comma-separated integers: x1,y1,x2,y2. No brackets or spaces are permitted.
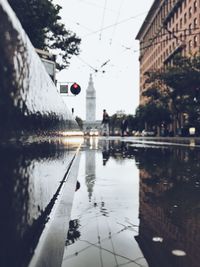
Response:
62,137,200,267
0,137,81,267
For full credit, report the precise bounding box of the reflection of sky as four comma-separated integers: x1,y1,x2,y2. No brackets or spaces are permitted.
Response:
28,152,75,223
63,140,200,267
62,140,144,267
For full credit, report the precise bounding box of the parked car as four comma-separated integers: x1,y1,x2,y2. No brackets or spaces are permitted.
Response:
141,130,156,137
134,131,142,136
89,128,99,136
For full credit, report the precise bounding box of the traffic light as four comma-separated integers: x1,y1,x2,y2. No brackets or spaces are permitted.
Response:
70,83,81,95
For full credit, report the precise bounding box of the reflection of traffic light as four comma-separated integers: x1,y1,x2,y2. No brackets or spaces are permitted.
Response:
70,83,81,95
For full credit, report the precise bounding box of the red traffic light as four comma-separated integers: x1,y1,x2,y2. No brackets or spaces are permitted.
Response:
70,83,81,95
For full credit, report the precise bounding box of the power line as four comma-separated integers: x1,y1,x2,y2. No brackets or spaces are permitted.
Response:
76,55,111,73
138,30,200,53
140,27,200,46
99,0,108,40
77,0,116,13
83,12,147,38
109,0,125,45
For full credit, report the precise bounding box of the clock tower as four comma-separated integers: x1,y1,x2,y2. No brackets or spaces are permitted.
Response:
86,74,96,122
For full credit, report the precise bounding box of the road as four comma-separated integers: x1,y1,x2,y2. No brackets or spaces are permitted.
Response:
62,136,200,267
1,136,200,267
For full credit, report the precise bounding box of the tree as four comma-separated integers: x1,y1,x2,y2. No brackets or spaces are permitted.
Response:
109,113,136,135
144,54,200,130
135,103,171,131
8,0,81,70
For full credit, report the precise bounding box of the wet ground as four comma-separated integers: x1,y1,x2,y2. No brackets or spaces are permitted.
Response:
0,137,81,267
62,137,200,267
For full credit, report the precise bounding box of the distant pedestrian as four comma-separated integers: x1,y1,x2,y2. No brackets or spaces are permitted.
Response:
120,118,128,137
101,109,109,136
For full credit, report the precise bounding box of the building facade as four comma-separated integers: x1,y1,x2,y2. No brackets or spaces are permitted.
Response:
136,0,200,105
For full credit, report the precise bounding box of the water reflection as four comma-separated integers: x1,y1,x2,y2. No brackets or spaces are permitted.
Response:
63,139,200,267
66,219,81,246
63,139,145,267
130,145,200,267
0,138,78,267
102,140,110,166
85,138,97,201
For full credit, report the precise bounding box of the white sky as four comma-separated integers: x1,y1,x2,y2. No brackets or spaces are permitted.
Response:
53,0,154,120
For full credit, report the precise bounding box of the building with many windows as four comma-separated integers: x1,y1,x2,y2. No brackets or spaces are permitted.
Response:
136,0,200,105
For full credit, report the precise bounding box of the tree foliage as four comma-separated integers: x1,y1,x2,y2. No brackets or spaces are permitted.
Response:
144,54,200,128
109,113,137,134
135,103,171,129
8,0,81,70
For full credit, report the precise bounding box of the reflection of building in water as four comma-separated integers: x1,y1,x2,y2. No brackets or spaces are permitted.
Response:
85,139,97,201
135,148,200,267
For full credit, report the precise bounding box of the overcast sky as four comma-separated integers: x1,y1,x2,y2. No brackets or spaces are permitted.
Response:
53,0,154,120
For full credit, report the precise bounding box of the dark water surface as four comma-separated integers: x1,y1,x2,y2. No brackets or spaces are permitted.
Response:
62,138,200,267
0,137,80,267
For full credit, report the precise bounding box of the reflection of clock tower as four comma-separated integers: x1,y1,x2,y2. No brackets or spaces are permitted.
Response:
86,74,96,122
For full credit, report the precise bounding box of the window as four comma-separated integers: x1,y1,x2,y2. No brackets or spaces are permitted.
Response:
194,35,198,47
180,18,183,29
189,7,192,18
184,12,187,23
189,23,192,34
194,18,198,29
189,40,192,51
180,4,182,13
194,0,197,12
176,10,178,19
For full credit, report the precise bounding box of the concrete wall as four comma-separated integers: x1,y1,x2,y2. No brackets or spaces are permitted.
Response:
0,0,78,139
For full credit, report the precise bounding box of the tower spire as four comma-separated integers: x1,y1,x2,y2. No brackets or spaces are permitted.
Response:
88,73,94,89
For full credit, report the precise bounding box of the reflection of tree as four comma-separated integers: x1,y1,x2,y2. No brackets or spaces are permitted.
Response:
134,146,200,187
66,219,81,246
103,140,131,163
134,145,200,267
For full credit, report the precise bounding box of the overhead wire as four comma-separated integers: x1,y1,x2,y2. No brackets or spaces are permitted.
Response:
74,0,196,73
77,0,116,13
140,27,200,46
99,0,108,40
83,0,183,38
75,28,200,75
83,11,148,38
138,29,200,53
109,0,125,45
